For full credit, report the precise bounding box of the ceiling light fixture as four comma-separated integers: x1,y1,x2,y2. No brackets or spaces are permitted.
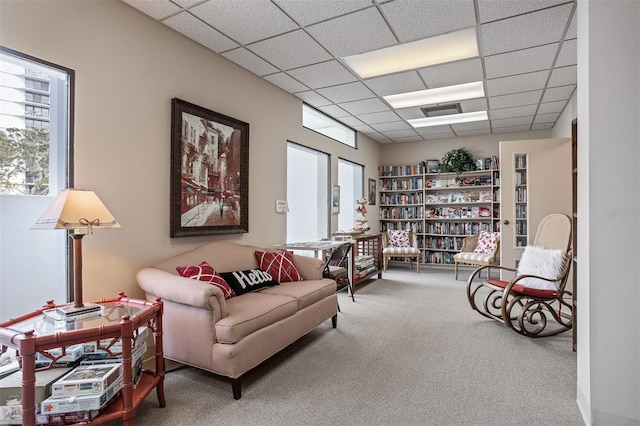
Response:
408,111,488,128
384,81,485,109
342,27,478,79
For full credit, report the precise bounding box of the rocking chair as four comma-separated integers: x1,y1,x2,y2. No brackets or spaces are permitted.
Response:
466,214,573,337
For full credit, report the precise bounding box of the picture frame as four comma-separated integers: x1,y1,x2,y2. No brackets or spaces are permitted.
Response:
331,185,340,214
427,159,440,173
368,178,376,205
170,98,249,237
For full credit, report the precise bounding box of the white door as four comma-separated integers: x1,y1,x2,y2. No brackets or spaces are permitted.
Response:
499,138,572,279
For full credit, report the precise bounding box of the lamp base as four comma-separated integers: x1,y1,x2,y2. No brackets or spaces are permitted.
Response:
54,302,103,320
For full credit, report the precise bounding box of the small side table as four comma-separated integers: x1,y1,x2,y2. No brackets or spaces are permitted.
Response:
0,293,165,426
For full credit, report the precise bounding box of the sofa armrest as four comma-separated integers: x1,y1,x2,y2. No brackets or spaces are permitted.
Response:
291,255,324,280
136,267,228,319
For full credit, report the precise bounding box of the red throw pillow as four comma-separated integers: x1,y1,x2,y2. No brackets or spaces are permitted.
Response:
176,261,235,299
254,250,303,283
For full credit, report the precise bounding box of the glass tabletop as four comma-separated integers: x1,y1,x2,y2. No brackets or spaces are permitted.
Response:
4,301,147,336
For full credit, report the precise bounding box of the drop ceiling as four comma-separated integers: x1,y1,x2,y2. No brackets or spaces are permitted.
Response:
122,0,577,144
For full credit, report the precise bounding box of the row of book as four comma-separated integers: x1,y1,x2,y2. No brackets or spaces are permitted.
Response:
378,163,426,177
423,236,465,251
425,190,493,204
380,177,423,191
379,206,424,220
379,192,423,205
426,206,494,219
425,175,492,189
380,221,423,233
425,221,494,236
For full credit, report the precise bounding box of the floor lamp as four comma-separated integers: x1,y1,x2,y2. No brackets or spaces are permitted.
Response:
32,189,120,318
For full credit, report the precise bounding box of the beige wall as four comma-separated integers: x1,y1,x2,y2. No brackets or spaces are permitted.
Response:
0,0,382,300
379,129,552,167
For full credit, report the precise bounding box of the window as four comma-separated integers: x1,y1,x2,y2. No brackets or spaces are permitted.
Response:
286,142,329,245
337,159,364,231
302,104,356,148
0,47,73,321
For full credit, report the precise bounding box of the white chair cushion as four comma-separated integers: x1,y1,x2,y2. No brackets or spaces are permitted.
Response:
516,245,565,290
454,252,495,263
383,247,419,254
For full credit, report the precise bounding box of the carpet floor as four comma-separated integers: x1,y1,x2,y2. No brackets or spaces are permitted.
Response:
121,267,584,426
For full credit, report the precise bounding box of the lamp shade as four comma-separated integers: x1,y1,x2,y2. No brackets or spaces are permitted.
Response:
32,189,120,231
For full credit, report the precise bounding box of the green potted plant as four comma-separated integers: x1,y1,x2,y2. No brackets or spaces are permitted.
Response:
439,148,477,174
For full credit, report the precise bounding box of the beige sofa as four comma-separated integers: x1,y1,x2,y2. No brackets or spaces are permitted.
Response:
136,241,337,399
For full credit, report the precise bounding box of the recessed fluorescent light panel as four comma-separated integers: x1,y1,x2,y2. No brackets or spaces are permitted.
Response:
342,27,478,79
384,81,485,109
408,111,488,128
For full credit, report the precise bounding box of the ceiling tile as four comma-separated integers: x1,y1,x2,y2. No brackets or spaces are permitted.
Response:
122,0,181,20
532,122,554,130
173,0,202,7
352,123,375,133
363,71,426,96
381,128,421,138
537,100,568,114
294,91,332,107
451,121,491,132
490,104,538,119
370,122,413,132
287,61,358,89
339,116,365,127
418,58,484,88
534,112,560,124
542,85,576,102
489,90,543,109
491,116,534,128
306,8,397,57
222,48,279,76
456,129,493,137
392,135,426,143
484,43,559,78
190,0,298,45
459,98,489,112
339,98,390,115
317,82,376,103
548,65,577,87
380,0,476,42
318,104,350,118
263,72,309,93
164,12,239,53
273,0,372,26
565,10,577,39
492,125,532,133
367,133,394,143
356,110,402,125
414,125,454,135
555,38,577,66
480,4,573,56
477,0,569,23
486,70,549,97
423,131,456,140
248,30,332,70
395,108,427,121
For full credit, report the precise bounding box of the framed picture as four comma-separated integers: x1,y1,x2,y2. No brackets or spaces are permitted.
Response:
427,159,440,173
331,185,340,214
170,98,249,237
368,178,376,205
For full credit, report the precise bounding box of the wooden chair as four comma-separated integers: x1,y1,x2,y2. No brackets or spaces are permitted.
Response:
466,214,573,337
381,230,420,272
453,233,500,280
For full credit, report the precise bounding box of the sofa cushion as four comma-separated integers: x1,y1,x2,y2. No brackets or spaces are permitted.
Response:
215,293,297,344
259,279,336,310
220,269,279,296
255,250,303,283
176,261,235,299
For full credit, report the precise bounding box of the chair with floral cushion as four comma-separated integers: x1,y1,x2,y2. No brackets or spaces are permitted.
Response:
381,229,421,272
466,214,573,337
453,231,501,280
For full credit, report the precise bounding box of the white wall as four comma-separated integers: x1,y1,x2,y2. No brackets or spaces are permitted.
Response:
0,0,381,300
576,1,640,424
